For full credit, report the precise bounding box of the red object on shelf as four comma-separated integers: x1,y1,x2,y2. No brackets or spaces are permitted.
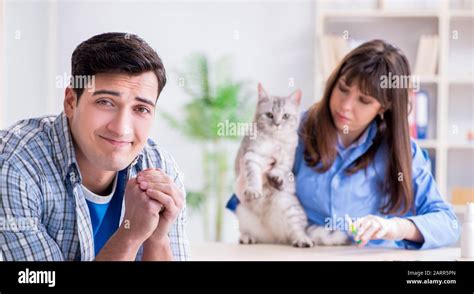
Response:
467,130,474,142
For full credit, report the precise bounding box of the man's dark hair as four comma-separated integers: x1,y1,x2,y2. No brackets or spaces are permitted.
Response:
70,32,166,100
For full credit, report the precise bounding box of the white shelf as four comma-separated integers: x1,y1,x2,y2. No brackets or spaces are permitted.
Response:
448,76,474,84
323,10,440,18
321,9,474,19
447,143,474,150
449,10,474,18
417,139,439,149
415,143,474,150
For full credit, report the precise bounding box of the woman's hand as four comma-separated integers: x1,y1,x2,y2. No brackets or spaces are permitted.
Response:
353,215,420,247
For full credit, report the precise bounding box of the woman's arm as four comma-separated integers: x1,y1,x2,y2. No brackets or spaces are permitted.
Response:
403,141,461,249
393,217,423,243
356,141,460,249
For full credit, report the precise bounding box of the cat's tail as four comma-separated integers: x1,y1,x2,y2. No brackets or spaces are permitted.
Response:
306,225,350,246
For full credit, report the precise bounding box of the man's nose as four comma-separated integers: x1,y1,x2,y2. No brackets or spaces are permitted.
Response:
107,110,133,138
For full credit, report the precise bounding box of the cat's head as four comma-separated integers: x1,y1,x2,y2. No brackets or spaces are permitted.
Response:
255,83,302,135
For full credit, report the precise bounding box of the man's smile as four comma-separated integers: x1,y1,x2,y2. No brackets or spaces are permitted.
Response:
98,135,132,148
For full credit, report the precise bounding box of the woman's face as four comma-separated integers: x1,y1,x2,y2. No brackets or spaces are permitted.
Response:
330,77,383,137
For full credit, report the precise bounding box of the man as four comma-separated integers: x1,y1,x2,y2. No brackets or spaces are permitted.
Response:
0,32,190,261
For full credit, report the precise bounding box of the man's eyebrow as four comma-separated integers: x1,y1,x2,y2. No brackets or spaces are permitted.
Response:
135,97,156,108
92,90,156,108
92,90,121,96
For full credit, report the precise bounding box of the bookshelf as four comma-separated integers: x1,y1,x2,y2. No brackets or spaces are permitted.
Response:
314,0,474,212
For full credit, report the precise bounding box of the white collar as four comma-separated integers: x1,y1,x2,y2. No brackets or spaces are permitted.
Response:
81,173,118,204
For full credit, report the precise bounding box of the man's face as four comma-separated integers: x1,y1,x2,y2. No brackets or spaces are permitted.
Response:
64,71,158,172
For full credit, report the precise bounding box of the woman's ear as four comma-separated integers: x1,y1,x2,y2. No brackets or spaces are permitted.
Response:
378,108,385,120
64,87,77,119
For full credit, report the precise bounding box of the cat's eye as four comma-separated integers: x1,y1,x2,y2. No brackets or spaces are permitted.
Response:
282,113,289,120
266,112,273,119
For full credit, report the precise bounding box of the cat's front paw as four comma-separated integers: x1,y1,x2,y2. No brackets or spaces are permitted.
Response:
244,187,262,200
239,233,257,245
291,235,314,248
267,170,285,190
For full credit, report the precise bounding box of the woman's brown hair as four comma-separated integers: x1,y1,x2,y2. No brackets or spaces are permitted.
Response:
302,39,414,215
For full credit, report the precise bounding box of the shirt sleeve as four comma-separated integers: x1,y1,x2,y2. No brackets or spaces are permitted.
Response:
293,110,309,176
0,159,65,261
161,151,191,261
399,141,461,250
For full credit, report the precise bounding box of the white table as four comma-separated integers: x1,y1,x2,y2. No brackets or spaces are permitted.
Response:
191,242,474,261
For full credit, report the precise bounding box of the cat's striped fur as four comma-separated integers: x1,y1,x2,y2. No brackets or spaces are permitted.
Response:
234,83,349,247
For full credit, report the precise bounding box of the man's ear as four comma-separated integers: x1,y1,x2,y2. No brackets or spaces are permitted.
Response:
64,87,77,119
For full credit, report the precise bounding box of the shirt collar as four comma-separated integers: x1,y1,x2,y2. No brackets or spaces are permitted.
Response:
51,112,144,183
336,119,378,154
51,112,80,181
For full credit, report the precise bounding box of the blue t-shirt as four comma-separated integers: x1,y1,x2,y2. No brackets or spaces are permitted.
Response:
84,169,126,256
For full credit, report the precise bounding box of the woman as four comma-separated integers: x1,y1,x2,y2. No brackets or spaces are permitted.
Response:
294,39,459,249
227,39,460,250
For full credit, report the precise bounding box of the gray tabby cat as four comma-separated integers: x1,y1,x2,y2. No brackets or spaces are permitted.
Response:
234,83,349,247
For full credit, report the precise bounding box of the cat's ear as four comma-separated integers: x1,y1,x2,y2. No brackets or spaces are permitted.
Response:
258,83,269,101
289,89,302,105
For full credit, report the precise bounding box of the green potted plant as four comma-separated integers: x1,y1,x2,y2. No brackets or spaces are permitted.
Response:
160,53,252,241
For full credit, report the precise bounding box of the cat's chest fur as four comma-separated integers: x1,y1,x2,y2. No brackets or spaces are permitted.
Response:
250,136,295,170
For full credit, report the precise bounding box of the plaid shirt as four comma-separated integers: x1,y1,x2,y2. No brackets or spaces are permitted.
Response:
0,113,190,261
